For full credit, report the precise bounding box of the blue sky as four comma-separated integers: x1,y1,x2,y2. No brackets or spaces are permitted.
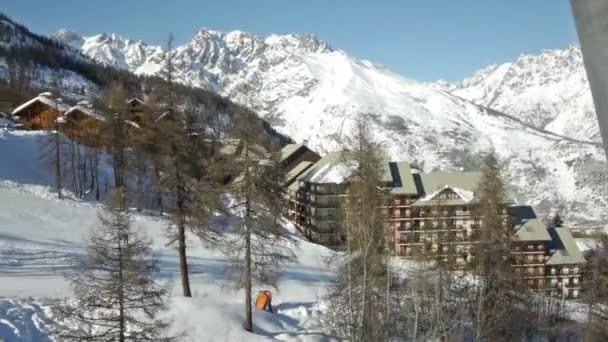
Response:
3,0,578,81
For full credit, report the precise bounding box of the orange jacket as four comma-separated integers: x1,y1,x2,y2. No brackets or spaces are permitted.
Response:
255,291,272,310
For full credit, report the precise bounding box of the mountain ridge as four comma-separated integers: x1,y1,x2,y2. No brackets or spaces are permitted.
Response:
32,25,608,228
429,45,598,144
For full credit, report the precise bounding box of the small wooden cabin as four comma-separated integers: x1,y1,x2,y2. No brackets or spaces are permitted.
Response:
126,98,148,125
63,102,108,144
12,92,69,130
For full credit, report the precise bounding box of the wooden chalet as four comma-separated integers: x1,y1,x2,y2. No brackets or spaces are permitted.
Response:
11,92,70,130
62,102,108,144
126,98,148,125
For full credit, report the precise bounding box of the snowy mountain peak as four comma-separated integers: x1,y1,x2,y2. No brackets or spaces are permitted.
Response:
29,23,608,227
264,33,332,54
431,45,596,142
50,28,85,49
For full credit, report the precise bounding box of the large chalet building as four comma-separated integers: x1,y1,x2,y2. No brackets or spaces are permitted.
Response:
11,92,70,130
281,145,586,299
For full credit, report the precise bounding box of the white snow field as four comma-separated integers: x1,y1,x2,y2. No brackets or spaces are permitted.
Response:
0,130,339,341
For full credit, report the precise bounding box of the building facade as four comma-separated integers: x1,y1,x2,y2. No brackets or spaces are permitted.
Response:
283,149,586,299
11,92,69,130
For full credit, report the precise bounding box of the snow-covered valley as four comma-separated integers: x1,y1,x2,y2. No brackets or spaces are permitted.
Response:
0,131,338,341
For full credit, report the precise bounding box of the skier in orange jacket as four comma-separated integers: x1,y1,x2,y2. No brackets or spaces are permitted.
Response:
255,290,273,313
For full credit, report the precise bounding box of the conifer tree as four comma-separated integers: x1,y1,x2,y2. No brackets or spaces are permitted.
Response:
57,191,179,342
583,232,608,341
469,152,527,341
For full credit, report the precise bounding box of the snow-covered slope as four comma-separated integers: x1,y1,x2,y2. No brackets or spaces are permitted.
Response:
430,46,598,143
51,29,608,227
0,130,337,341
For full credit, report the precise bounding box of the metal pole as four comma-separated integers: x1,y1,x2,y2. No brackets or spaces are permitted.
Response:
570,0,608,153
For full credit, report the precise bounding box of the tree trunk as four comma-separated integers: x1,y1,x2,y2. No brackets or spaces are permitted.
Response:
174,143,192,297
154,164,163,215
178,218,192,297
118,235,126,342
359,248,368,341
346,210,355,340
412,285,419,342
244,219,253,332
385,260,390,342
54,126,62,199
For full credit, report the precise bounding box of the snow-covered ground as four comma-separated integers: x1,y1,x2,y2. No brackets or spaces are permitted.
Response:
0,131,339,341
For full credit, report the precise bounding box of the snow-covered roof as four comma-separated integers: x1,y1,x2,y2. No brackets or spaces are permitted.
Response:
308,160,356,184
125,120,140,129
413,185,476,206
155,111,170,122
64,104,107,122
546,227,586,265
295,152,357,184
12,93,70,116
509,206,552,242
127,98,145,106
382,161,418,195
286,161,314,187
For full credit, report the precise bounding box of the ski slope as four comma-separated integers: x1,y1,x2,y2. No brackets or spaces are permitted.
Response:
0,130,339,341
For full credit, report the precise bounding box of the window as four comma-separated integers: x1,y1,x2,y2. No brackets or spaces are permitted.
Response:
537,255,544,262
573,290,579,298
563,268,570,275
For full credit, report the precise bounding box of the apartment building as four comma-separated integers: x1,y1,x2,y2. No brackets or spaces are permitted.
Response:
282,146,586,299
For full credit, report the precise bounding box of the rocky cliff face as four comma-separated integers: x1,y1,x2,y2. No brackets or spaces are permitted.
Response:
430,46,598,143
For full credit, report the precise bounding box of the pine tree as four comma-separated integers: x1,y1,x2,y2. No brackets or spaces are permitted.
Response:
57,192,179,341
469,152,528,341
583,232,608,341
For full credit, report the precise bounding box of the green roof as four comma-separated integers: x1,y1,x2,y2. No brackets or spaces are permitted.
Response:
412,171,514,206
297,152,345,183
546,227,586,265
514,219,552,241
280,144,303,163
288,152,344,192
509,206,552,241
419,171,482,194
286,161,314,186
382,161,418,195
